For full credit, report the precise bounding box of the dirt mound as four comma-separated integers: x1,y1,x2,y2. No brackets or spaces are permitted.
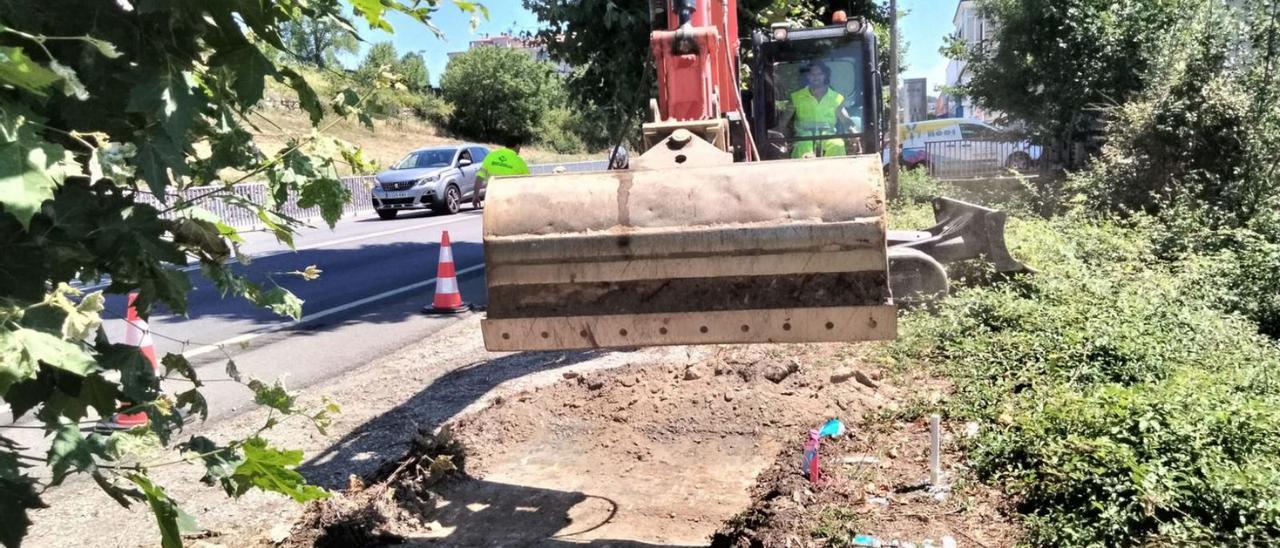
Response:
286,429,470,548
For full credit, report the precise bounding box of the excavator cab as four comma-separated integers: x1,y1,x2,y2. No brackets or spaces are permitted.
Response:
480,7,1026,352
749,19,881,161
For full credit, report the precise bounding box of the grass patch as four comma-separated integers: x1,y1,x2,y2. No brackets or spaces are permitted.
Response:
810,505,864,544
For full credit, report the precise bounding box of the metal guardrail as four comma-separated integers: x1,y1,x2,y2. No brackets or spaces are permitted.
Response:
135,160,611,230
924,140,1038,180
527,160,609,174
133,176,378,230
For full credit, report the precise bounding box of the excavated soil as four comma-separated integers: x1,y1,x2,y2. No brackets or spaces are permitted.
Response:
287,340,1022,546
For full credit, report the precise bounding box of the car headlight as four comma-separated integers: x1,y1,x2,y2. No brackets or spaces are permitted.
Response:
416,175,439,187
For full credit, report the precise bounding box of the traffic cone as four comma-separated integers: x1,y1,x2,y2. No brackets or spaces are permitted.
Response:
424,231,470,314
99,292,159,430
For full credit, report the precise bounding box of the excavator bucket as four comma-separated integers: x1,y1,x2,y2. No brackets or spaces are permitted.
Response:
480,154,897,351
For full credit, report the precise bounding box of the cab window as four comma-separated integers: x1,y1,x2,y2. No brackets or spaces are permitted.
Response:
457,149,472,165
759,36,870,160
469,146,488,162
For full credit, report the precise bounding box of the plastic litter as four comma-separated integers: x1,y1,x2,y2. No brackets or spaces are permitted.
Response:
852,534,881,547
802,429,822,483
819,418,846,438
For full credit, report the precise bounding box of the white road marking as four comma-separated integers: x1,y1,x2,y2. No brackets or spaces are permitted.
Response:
180,263,486,359
78,213,483,291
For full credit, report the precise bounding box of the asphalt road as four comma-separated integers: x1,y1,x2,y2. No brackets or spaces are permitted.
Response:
4,205,491,444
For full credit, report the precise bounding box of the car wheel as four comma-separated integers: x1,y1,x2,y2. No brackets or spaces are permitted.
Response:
434,185,461,215
1007,152,1032,172
376,209,398,220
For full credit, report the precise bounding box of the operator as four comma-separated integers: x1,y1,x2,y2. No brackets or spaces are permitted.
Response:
775,61,859,158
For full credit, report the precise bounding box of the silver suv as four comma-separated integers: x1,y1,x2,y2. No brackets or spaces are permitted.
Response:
372,144,489,220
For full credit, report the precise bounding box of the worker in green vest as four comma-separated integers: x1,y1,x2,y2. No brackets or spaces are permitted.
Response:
775,61,858,158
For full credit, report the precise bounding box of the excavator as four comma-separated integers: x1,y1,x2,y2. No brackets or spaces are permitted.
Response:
480,0,1028,351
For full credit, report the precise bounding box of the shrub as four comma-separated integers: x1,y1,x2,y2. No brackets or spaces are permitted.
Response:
536,107,587,154
893,211,1280,546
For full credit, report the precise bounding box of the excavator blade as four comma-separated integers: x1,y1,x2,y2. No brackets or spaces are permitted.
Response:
481,155,896,351
887,197,1034,305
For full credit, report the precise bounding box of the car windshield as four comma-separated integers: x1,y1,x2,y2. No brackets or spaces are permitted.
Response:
392,149,456,170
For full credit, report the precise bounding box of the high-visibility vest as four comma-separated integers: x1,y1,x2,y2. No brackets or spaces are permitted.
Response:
790,87,846,157
791,87,845,132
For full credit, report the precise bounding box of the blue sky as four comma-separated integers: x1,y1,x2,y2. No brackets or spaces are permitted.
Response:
343,0,953,91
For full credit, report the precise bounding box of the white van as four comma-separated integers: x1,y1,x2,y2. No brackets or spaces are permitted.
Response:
885,118,1041,172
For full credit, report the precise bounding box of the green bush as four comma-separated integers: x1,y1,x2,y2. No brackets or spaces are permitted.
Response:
977,367,1280,546
893,211,1280,546
536,107,587,154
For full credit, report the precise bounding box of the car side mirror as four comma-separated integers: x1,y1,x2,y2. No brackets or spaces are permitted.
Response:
458,158,473,167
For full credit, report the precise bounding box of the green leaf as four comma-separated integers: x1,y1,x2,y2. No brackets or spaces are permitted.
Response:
161,353,201,387
92,470,145,509
350,0,396,31
230,437,328,503
94,142,137,185
63,290,105,342
169,217,231,263
175,388,208,421
132,135,183,200
256,209,295,248
296,177,350,228
210,45,276,110
0,328,36,396
47,60,88,100
176,505,202,535
77,374,123,418
258,286,303,320
277,67,323,125
47,418,99,486
105,427,162,460
35,369,95,424
4,371,52,421
98,342,158,404
0,452,45,548
0,108,73,230
127,474,184,548
248,378,295,414
181,435,245,495
83,37,123,59
0,46,59,96
127,69,198,141
13,328,95,376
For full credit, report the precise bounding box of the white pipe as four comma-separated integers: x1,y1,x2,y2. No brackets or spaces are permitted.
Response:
929,414,941,485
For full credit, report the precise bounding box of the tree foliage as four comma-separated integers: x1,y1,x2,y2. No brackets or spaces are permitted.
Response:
439,45,561,147
950,0,1202,160
279,11,359,70
398,52,431,93
1065,0,1280,225
356,41,400,82
0,1,481,546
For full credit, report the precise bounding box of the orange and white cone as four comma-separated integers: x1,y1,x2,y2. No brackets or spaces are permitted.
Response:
101,292,160,429
424,231,470,314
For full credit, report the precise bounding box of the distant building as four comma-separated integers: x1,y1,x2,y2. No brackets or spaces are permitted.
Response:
447,32,573,75
943,1,997,121
903,78,928,123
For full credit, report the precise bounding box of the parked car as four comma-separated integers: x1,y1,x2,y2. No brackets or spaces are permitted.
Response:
885,119,1041,173
372,144,489,219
